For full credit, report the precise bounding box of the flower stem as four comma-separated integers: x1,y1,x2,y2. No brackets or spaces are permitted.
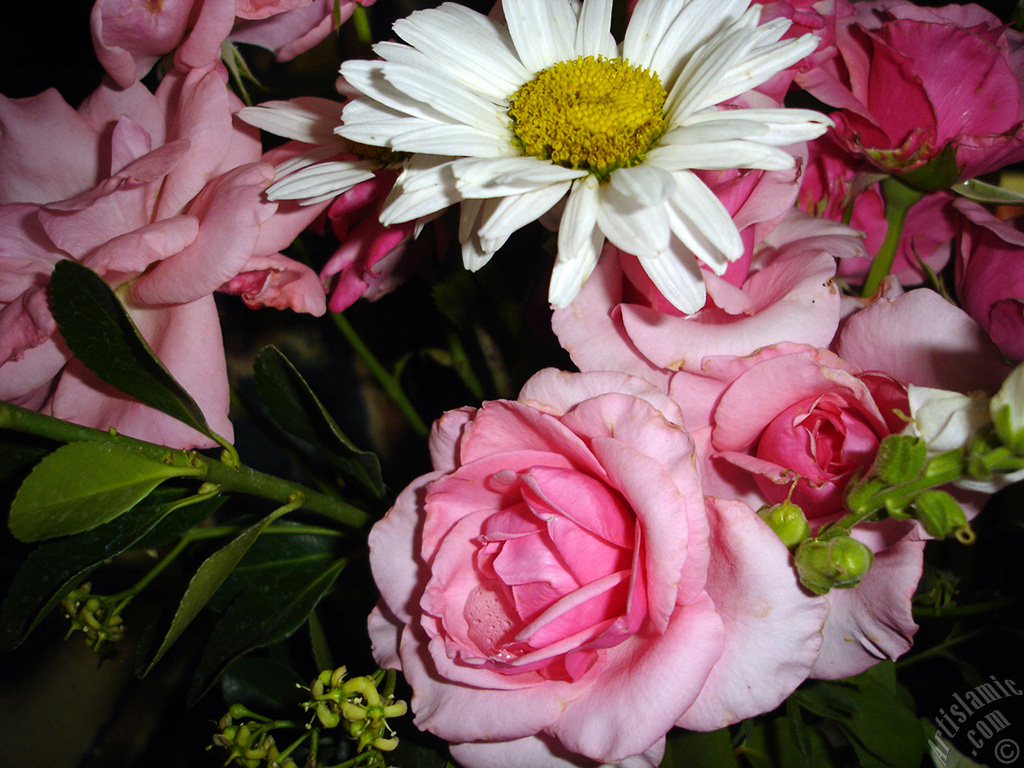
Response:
0,401,369,528
331,311,429,438
861,176,927,297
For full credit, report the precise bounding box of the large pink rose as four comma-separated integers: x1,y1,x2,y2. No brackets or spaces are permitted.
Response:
0,68,326,447
800,0,1024,180
369,369,827,767
952,198,1024,362
91,0,376,89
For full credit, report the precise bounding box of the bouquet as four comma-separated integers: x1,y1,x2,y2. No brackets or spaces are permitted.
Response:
2,1,1024,766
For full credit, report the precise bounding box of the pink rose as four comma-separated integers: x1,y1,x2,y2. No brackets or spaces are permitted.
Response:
952,198,1024,362
369,369,827,767
553,209,854,388
0,68,326,447
91,0,375,89
800,0,1024,180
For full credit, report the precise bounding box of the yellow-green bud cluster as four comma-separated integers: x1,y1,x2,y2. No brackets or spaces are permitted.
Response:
211,715,298,768
303,667,408,753
61,583,125,653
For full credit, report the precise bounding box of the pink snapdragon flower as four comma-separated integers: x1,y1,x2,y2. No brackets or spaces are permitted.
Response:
91,0,376,89
801,0,1024,180
369,369,828,768
952,198,1024,362
0,67,326,447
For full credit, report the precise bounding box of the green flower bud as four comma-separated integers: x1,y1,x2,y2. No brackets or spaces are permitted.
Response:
873,435,928,485
758,502,811,549
912,490,975,543
795,536,874,595
844,477,888,515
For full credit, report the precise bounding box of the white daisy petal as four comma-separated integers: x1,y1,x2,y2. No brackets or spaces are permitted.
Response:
709,32,820,106
475,181,573,248
622,0,686,69
648,140,796,171
666,171,744,271
341,61,454,125
682,109,832,145
575,0,616,58
238,98,347,145
597,182,672,259
550,177,603,307
267,161,377,204
453,157,585,198
647,0,746,84
388,124,514,156
380,64,508,134
461,237,496,272
659,119,769,144
459,198,486,246
636,246,707,314
273,145,346,180
504,0,578,73
391,5,531,98
609,165,676,207
381,158,461,225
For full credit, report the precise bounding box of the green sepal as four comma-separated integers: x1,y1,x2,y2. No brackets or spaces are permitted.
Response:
8,441,204,541
873,435,928,485
49,260,217,441
954,177,1024,206
896,144,960,192
254,346,384,498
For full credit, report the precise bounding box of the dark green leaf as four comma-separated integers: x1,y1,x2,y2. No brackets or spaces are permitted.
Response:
219,656,308,713
254,346,383,497
0,488,222,650
795,662,925,768
0,441,48,487
9,441,203,541
189,531,346,702
143,504,291,674
661,728,738,768
49,260,214,438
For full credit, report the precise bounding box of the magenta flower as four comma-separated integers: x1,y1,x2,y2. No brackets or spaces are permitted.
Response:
0,67,326,447
802,0,1024,180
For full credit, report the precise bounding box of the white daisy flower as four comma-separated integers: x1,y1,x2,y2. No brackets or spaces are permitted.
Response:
336,0,831,312
238,97,383,206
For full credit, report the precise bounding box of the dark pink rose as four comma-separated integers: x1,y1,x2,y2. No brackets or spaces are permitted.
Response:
91,0,375,89
953,198,1024,361
369,369,827,767
800,0,1024,180
0,68,326,447
800,134,957,284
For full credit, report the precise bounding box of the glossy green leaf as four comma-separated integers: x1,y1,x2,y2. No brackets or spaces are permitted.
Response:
0,488,221,650
143,504,292,674
9,441,203,541
189,554,347,703
795,663,925,768
49,260,214,438
954,178,1024,205
254,346,383,497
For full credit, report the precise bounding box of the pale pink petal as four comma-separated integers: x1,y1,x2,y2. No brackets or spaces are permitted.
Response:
677,498,827,730
218,252,327,315
811,539,924,680
90,0,194,88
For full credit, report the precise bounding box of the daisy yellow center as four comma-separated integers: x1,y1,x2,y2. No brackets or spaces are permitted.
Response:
508,56,667,177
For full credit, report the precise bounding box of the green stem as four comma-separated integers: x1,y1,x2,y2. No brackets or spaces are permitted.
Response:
330,311,429,438
113,536,191,613
448,332,485,401
0,401,369,529
914,594,1023,619
861,177,927,297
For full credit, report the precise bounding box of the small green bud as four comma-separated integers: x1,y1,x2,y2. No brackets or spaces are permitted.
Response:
844,477,888,515
795,536,874,595
758,502,811,549
873,435,928,485
992,363,1024,455
912,490,975,543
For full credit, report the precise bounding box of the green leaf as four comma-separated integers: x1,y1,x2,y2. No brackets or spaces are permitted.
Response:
189,552,347,703
795,662,925,768
219,656,308,713
254,346,383,497
49,260,215,439
143,503,293,674
8,441,203,541
0,488,221,650
661,728,738,768
954,178,1024,205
